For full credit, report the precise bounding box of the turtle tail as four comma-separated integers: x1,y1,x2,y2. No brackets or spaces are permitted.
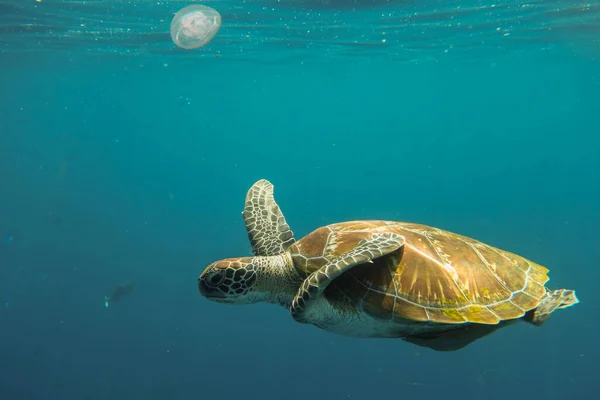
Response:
524,289,579,326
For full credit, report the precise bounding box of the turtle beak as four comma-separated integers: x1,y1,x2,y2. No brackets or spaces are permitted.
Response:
198,277,226,300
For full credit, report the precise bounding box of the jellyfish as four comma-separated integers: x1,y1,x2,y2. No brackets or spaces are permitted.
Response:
170,5,222,50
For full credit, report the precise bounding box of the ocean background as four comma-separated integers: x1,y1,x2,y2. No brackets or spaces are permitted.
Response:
1,0,599,399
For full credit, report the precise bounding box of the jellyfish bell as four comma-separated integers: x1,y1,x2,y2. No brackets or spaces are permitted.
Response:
170,5,222,50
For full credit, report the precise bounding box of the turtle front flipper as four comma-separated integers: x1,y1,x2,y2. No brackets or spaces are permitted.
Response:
242,179,295,256
291,232,405,324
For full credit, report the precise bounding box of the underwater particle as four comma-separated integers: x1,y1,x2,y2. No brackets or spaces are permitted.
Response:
178,95,192,106
2,234,14,246
170,5,222,49
104,283,135,308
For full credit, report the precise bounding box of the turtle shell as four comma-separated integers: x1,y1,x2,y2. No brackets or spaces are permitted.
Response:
288,220,550,325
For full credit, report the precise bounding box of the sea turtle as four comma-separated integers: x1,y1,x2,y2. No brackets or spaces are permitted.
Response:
198,179,579,351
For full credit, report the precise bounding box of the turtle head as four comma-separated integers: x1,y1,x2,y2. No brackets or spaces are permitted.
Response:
198,257,260,305
198,253,298,307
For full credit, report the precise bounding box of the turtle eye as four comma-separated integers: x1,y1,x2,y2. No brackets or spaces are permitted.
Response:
207,270,225,287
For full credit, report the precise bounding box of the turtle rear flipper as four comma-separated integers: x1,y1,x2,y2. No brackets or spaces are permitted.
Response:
524,289,579,326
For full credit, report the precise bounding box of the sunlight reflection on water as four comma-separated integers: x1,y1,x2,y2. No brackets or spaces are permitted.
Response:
0,0,598,63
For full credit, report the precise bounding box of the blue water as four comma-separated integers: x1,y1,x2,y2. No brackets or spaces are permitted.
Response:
1,0,599,399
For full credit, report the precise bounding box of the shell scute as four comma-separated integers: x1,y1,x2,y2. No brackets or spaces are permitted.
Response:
509,291,540,310
528,262,550,285
392,241,466,308
523,276,547,299
390,297,429,322
425,307,466,324
488,301,526,320
472,245,529,292
458,305,500,324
